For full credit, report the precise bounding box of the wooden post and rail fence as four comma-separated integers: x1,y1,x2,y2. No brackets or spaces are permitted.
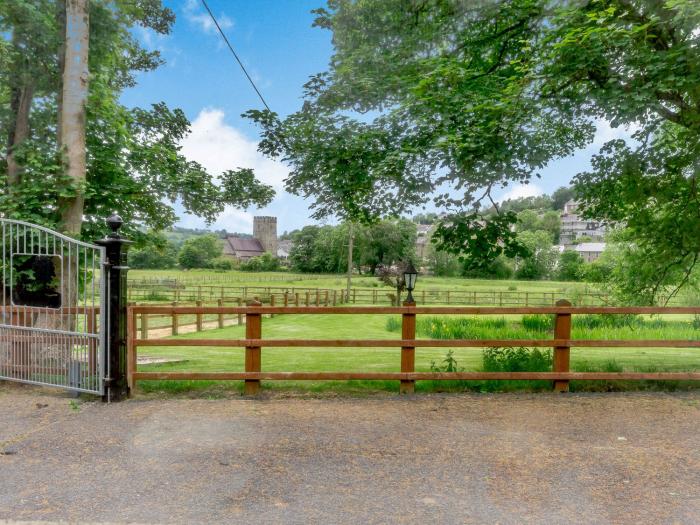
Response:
126,302,700,395
130,283,677,307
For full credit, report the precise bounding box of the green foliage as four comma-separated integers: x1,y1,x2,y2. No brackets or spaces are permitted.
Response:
415,316,508,339
356,219,417,274
129,235,178,269
557,250,585,281
0,1,274,239
573,314,643,330
551,187,575,210
245,0,700,299
289,220,416,274
239,253,280,272
461,256,513,279
521,314,553,333
514,230,557,280
425,244,462,277
432,212,529,271
177,235,223,270
429,350,463,373
482,347,552,373
210,257,235,272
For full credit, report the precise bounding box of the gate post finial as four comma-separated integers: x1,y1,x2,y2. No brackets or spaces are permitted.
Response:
96,214,132,402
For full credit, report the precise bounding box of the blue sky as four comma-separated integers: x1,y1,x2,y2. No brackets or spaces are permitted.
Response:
122,0,629,235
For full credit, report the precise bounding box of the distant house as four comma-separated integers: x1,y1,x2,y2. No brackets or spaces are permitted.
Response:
574,242,606,263
277,239,293,260
415,224,434,261
224,216,279,262
560,199,607,246
556,242,606,263
223,237,265,261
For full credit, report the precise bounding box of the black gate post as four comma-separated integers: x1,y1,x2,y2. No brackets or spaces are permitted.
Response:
96,213,132,402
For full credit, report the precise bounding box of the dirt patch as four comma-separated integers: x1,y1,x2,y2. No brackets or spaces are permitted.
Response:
1,383,699,524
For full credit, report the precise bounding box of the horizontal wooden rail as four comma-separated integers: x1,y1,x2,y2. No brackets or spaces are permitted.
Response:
134,338,700,348
129,305,700,315
133,371,700,381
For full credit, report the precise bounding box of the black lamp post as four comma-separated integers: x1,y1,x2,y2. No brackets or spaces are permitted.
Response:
403,260,418,304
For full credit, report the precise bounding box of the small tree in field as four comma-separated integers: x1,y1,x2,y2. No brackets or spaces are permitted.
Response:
376,262,409,306
557,250,585,281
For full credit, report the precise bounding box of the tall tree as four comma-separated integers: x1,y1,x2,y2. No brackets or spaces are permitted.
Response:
0,1,274,240
245,0,700,300
59,0,89,236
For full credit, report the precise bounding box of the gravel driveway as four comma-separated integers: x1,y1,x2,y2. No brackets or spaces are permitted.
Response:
1,384,699,524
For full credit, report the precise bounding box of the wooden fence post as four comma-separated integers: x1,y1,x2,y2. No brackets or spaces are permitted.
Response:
305,291,310,306
315,290,320,306
237,297,243,325
284,293,289,307
553,299,572,392
127,307,136,392
270,295,275,318
245,300,262,396
400,301,416,394
196,300,203,332
171,301,179,335
295,293,300,307
332,290,337,306
217,298,224,329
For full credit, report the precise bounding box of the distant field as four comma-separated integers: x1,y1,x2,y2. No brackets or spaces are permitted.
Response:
128,268,598,295
135,312,700,395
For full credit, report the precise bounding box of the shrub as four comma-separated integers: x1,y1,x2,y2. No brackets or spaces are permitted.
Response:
521,314,553,332
385,316,401,332
416,316,507,339
430,350,463,373
240,252,280,272
573,314,643,329
482,346,552,373
210,257,235,271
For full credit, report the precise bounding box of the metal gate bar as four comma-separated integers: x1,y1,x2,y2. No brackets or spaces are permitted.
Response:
0,219,107,394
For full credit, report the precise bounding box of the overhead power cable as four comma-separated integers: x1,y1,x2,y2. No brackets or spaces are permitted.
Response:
200,0,272,112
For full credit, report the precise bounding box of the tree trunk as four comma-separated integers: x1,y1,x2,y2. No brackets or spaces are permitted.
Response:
58,0,89,237
6,84,34,187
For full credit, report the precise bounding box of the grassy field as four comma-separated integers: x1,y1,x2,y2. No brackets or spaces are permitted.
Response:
135,311,700,395
128,268,600,294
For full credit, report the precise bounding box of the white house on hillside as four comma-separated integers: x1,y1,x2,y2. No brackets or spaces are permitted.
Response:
560,199,607,246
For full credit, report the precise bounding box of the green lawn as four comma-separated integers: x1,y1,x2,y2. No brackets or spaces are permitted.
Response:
135,312,700,395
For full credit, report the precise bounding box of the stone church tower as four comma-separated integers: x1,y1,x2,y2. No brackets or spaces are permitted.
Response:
253,216,277,256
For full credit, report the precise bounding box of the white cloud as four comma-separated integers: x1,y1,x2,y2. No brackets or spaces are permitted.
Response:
497,183,544,203
592,119,641,146
183,0,233,34
178,108,288,231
